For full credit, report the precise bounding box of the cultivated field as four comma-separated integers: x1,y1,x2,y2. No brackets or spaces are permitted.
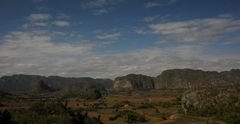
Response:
0,89,225,124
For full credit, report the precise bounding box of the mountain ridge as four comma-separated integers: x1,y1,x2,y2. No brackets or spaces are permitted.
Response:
0,74,113,93
114,69,240,90
0,69,240,92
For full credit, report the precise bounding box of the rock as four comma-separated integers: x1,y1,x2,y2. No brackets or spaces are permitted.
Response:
169,114,179,120
114,74,155,90
1,69,240,92
114,80,132,89
155,69,240,89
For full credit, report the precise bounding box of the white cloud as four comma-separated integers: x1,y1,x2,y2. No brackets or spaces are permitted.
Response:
0,29,94,76
82,0,125,15
154,40,167,45
53,20,70,27
23,22,49,28
1,29,240,78
134,27,151,35
145,2,161,8
96,31,121,40
93,30,122,45
56,13,70,20
26,13,71,28
33,22,49,26
1,30,92,56
94,9,108,15
0,13,240,79
86,0,109,8
80,45,240,78
145,0,176,8
28,14,51,21
149,16,240,42
144,15,160,22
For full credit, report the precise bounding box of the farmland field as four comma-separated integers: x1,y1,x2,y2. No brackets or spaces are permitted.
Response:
0,89,225,124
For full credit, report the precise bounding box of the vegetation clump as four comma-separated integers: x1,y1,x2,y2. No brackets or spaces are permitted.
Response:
15,102,103,124
0,110,17,124
81,85,103,99
109,110,146,123
69,109,103,124
111,100,131,109
30,101,67,115
137,102,155,109
182,88,240,124
155,112,170,120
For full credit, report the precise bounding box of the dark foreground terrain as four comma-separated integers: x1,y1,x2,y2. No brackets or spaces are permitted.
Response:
1,88,239,124
0,69,240,124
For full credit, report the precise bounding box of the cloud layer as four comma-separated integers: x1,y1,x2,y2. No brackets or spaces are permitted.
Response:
81,0,125,15
0,13,240,79
1,29,239,78
145,0,177,8
53,20,70,27
149,16,240,42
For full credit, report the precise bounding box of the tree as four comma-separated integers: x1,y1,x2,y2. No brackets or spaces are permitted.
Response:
0,110,13,124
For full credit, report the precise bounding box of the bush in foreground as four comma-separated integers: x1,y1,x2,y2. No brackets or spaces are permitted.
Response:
109,110,146,123
69,110,103,124
182,88,240,124
0,110,18,124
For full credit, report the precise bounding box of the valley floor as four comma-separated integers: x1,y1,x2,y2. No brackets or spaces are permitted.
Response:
0,89,227,124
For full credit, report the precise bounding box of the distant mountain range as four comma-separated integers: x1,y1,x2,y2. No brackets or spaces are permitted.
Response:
114,69,240,90
155,69,240,89
0,69,240,92
0,75,113,93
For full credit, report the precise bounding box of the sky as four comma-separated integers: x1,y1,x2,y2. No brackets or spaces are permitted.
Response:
0,0,240,78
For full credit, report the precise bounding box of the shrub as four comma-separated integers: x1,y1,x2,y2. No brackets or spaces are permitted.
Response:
109,110,146,123
157,101,179,108
120,100,130,105
29,101,67,115
69,110,103,124
137,102,154,109
111,100,131,109
0,110,17,124
221,112,240,124
0,110,11,123
111,103,121,109
0,103,4,107
185,97,240,124
155,112,170,120
181,87,240,124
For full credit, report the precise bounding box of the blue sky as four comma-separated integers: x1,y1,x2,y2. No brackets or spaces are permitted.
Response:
0,0,240,78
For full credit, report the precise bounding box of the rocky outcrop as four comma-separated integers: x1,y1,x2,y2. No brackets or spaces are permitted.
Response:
114,74,155,90
1,69,240,92
0,74,113,93
155,69,240,89
113,69,240,90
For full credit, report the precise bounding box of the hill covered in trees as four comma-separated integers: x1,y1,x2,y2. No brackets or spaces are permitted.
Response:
0,69,240,92
0,75,113,93
113,69,240,90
